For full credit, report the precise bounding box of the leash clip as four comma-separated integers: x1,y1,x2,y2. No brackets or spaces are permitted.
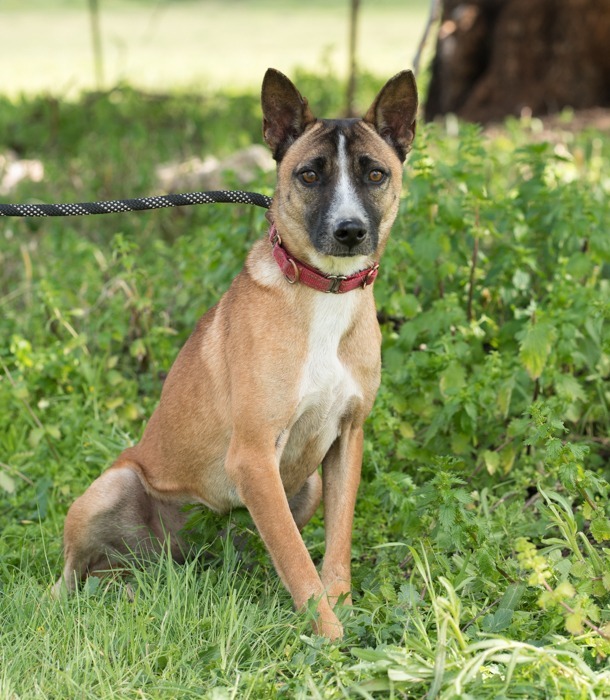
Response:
270,229,282,247
362,264,380,289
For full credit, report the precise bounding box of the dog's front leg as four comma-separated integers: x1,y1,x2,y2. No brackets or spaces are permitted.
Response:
320,425,364,608
226,435,343,640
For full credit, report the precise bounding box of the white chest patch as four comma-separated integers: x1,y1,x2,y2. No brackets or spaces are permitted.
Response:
299,293,359,403
283,292,362,467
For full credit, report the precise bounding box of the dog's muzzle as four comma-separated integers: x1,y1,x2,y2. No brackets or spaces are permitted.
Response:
333,219,368,250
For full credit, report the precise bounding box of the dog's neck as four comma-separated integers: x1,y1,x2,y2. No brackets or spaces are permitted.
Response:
269,225,379,294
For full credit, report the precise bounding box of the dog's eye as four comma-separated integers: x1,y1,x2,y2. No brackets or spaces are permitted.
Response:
300,170,319,185
368,169,385,183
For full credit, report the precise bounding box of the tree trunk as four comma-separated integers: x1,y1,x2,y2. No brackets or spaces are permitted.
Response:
346,0,361,117
425,0,610,123
88,0,105,90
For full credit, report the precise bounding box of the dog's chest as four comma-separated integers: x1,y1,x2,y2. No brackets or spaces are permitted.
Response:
298,294,360,410
279,294,362,485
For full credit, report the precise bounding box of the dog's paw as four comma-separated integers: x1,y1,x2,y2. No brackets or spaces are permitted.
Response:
50,577,67,600
313,615,344,641
310,600,344,641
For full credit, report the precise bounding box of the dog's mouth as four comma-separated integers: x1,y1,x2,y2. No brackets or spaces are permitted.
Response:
323,247,371,257
307,246,374,277
313,237,377,259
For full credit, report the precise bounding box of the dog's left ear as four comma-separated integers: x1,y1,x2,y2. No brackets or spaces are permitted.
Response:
261,68,316,161
363,71,418,162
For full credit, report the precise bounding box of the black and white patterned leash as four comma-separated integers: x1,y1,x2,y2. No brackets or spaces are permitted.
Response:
0,190,272,217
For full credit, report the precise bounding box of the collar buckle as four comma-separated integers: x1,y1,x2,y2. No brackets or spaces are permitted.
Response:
327,274,348,294
270,228,282,247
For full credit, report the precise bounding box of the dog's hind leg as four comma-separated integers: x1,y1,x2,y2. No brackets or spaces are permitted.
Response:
288,472,322,531
52,463,188,596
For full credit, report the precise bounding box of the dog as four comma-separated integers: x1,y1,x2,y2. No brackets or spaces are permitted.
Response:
53,68,418,640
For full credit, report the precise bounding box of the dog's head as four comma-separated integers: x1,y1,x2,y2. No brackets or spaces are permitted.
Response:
262,69,417,276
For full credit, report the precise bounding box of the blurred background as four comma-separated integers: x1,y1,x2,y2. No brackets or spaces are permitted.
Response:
2,0,428,97
4,0,610,123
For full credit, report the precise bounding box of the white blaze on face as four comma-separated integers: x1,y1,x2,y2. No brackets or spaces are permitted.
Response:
326,133,368,230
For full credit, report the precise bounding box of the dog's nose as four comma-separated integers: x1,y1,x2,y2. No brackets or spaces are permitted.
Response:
333,220,368,249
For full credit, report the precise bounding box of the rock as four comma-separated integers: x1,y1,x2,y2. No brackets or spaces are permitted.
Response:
0,152,44,195
156,145,274,192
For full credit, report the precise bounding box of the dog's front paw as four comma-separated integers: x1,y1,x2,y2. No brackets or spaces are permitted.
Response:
313,610,344,641
309,597,344,640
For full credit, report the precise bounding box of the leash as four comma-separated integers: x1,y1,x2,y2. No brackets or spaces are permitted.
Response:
0,189,381,293
0,190,272,217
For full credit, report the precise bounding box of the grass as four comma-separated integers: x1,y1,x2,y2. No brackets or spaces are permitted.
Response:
1,543,314,697
2,0,428,97
2,73,610,696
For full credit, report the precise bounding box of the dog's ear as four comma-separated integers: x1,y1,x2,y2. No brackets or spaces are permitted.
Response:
363,71,418,162
262,69,316,161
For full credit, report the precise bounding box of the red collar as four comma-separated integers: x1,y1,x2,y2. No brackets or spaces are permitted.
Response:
269,225,379,294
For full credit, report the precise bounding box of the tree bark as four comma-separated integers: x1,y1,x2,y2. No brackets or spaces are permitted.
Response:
425,0,610,123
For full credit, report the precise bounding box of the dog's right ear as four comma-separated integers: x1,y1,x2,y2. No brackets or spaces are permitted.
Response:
261,69,316,161
363,70,418,162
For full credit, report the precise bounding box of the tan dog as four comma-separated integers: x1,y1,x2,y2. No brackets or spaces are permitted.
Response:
54,69,418,639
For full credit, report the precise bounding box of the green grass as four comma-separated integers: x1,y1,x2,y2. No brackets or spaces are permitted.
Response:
1,541,323,697
2,0,428,96
2,75,610,696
